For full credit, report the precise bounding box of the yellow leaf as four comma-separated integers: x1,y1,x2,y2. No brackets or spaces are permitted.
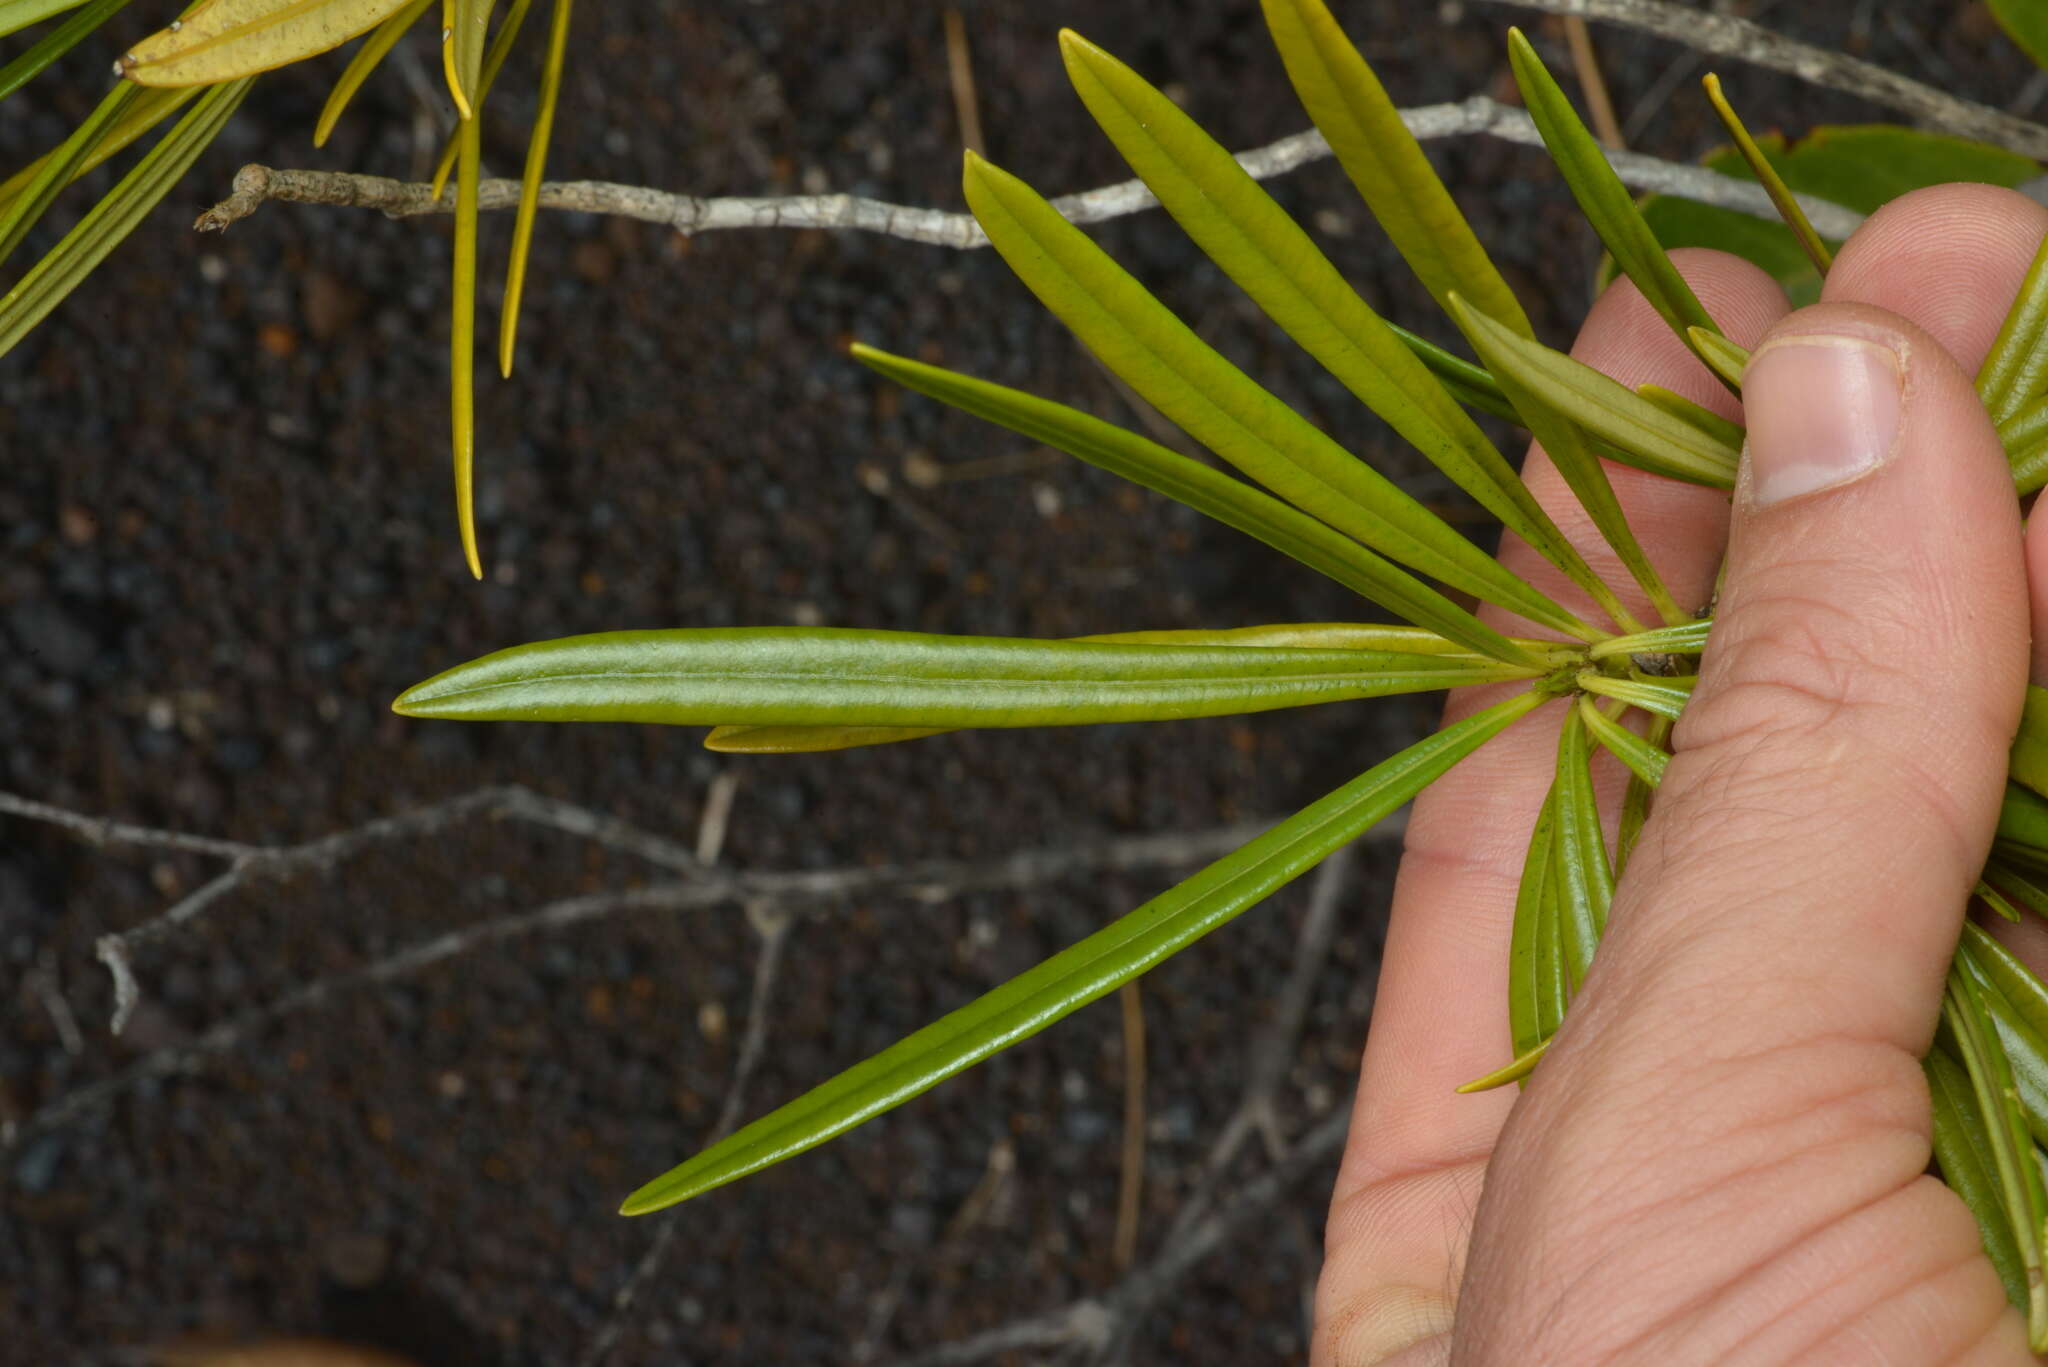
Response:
119,0,416,87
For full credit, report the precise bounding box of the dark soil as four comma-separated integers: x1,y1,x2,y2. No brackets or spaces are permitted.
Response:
0,2,2035,1363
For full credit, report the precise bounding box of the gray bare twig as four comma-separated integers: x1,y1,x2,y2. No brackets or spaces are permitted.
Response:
1,786,1281,1157
1484,0,2048,161
195,93,1868,246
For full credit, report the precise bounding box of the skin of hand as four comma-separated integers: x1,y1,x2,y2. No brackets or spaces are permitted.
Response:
1313,183,2048,1367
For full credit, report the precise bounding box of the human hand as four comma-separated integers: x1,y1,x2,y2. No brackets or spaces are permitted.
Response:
1314,183,2048,1365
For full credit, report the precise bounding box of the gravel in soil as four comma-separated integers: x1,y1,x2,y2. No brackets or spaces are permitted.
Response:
0,2,2033,1362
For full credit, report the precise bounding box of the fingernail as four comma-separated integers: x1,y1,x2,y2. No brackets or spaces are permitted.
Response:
1742,334,1904,507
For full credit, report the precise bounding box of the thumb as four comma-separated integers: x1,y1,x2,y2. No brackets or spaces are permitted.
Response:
1608,302,2027,1053
1450,304,2033,1361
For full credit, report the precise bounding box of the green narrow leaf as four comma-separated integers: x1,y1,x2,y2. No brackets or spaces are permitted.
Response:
1928,1045,2029,1310
440,0,496,117
429,0,534,199
1456,1037,1549,1093
1979,231,2048,428
617,685,1549,1214
1450,295,1686,627
1989,863,2048,919
1454,295,1741,491
852,349,1542,668
1615,713,1669,873
1635,383,1746,453
450,105,482,578
1577,695,1668,788
1508,785,1562,1058
1687,327,1750,391
0,79,138,266
0,0,126,102
1968,950,2048,1148
1700,73,1831,276
1059,30,1625,623
1980,881,2027,925
500,0,572,376
2013,685,2048,803
1507,29,1724,370
0,0,91,40
392,627,1540,728
1962,923,2048,1053
1576,671,1694,720
0,78,252,356
0,84,197,213
1998,783,2048,863
1588,617,1712,662
1553,705,1613,990
1944,967,2048,1343
707,622,1528,755
1260,0,1531,337
962,152,1596,643
314,0,433,146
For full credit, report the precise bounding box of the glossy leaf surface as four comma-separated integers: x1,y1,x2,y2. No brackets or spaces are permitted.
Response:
618,687,1546,1214
120,0,414,85
392,627,1536,728
313,0,431,145
1261,0,1530,336
706,623,1508,754
1927,1046,2029,1308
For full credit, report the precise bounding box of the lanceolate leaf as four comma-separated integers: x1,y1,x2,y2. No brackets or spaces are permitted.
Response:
1456,1037,1549,1093
853,346,1541,666
1507,29,1724,368
1587,617,1712,662
1982,232,2048,430
962,152,1594,642
618,686,1549,1214
1963,922,2048,1051
1453,299,1741,491
313,0,432,146
119,0,415,85
0,78,252,356
500,0,573,376
1508,784,1564,1059
1576,672,1694,719
1060,31,1623,627
704,622,1513,754
1261,0,1531,337
1577,695,1668,788
392,627,1539,729
1944,969,2048,1342
1451,296,1684,627
1927,1046,2029,1309
1552,705,1612,990
1616,713,1669,873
